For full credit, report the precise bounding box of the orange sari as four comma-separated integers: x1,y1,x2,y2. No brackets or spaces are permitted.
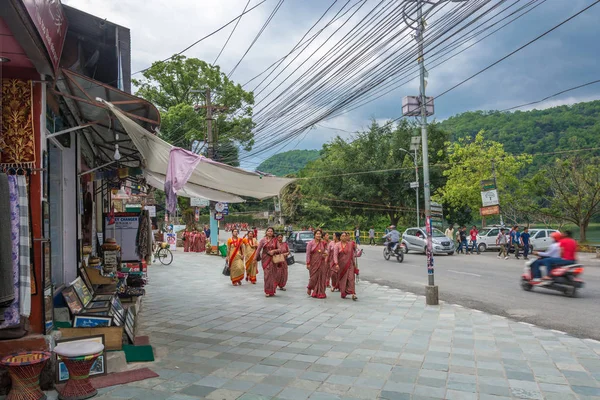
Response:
244,237,259,283
227,237,245,284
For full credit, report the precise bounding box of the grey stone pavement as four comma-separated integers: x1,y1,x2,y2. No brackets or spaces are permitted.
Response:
97,252,600,400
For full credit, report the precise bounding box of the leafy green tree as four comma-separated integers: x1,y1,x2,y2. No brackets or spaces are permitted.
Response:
435,131,532,221
293,120,449,227
133,55,255,164
528,157,600,242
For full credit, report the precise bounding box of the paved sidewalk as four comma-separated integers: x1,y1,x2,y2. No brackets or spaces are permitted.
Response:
103,252,600,400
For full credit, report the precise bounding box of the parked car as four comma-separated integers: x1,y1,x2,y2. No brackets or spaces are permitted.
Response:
287,231,314,252
476,227,560,252
401,227,454,255
528,229,560,251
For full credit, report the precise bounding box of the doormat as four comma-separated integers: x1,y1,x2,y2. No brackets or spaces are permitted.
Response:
122,344,155,362
134,335,150,346
91,368,158,389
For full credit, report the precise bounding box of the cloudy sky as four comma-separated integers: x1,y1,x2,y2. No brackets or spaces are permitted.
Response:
64,0,600,169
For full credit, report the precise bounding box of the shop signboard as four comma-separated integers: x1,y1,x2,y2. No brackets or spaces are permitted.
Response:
480,179,496,191
191,198,210,207
144,205,156,217
22,0,68,73
104,213,139,261
430,202,443,228
164,233,177,250
195,207,200,222
215,212,224,221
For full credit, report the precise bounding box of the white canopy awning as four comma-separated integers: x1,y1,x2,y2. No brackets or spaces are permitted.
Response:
103,101,294,201
144,171,245,203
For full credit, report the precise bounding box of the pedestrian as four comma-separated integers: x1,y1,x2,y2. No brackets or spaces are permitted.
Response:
334,232,358,301
455,228,463,254
368,226,376,245
458,226,470,254
183,228,190,253
445,225,454,241
497,228,508,259
521,227,531,260
354,226,361,245
469,225,479,254
257,227,279,297
198,229,207,252
275,233,290,291
243,231,259,284
253,226,258,239
306,229,328,299
328,232,341,291
510,225,521,259
227,229,245,286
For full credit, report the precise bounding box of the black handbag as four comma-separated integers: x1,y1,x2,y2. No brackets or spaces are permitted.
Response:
222,260,230,276
286,254,295,265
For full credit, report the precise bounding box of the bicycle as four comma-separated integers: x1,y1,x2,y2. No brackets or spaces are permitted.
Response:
153,242,173,265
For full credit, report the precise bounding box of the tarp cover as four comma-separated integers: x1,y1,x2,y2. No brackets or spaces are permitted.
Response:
104,102,294,201
144,171,245,203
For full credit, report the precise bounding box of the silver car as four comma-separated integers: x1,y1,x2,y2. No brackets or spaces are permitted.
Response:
401,227,455,255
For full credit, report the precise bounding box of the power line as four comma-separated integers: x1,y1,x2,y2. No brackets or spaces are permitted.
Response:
228,0,286,78
502,79,600,111
213,0,252,65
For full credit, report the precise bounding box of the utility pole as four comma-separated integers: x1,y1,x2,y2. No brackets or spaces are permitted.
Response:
205,88,218,248
414,147,420,227
417,2,438,305
491,159,504,226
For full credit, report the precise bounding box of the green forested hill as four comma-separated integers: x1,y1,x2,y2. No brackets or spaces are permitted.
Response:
256,149,321,176
438,101,600,170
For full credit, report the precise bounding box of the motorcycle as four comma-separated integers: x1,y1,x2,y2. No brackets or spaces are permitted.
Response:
521,258,584,297
383,240,404,263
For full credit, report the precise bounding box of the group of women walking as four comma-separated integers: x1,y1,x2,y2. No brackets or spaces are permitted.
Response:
226,227,358,301
183,227,208,253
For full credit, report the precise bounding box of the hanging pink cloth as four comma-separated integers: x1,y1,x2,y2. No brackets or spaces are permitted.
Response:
165,148,202,214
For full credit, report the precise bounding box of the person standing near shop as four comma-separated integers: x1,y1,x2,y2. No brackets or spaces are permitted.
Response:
275,233,290,291
227,229,245,286
368,227,375,245
256,227,279,297
243,231,259,284
306,229,328,299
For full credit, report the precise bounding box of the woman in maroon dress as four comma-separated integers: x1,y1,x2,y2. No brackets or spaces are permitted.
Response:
198,230,206,252
306,229,328,299
334,232,358,300
183,229,191,252
276,233,290,291
256,227,279,297
328,232,341,291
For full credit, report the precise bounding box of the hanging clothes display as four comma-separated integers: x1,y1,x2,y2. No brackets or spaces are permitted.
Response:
17,175,31,317
0,173,15,310
0,175,20,328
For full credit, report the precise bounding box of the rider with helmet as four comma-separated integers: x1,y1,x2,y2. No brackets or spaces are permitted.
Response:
382,225,400,253
540,230,578,280
529,231,562,282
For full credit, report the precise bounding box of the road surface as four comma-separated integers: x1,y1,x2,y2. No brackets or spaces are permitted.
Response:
293,245,600,340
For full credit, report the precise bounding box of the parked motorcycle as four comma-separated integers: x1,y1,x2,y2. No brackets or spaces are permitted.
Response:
383,240,404,263
521,258,584,297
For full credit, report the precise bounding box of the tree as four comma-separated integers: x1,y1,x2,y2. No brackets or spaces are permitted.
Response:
529,157,600,242
435,131,532,220
296,120,449,227
133,55,255,164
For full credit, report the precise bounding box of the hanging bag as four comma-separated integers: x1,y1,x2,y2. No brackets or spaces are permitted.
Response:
286,254,295,265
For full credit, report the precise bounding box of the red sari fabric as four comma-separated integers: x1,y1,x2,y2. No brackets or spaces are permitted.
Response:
257,237,278,296
334,241,356,298
183,231,191,252
198,232,206,252
306,239,328,299
276,242,289,289
328,241,338,289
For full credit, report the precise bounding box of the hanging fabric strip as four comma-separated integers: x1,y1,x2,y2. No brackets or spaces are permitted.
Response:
0,175,20,328
0,173,15,308
17,175,31,317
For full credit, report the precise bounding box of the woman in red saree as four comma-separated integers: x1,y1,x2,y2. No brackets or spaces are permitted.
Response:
306,229,328,299
334,232,358,300
328,232,341,291
227,229,245,286
183,229,191,252
257,227,278,297
198,230,206,252
243,231,259,284
276,233,290,291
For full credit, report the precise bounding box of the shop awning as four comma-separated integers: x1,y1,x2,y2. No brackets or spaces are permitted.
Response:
103,101,295,200
144,171,245,203
53,69,161,167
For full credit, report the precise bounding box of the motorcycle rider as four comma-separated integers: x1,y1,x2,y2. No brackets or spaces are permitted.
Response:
382,225,400,253
530,231,562,282
540,230,578,280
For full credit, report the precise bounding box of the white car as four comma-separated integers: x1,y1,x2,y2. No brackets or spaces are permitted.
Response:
528,229,560,251
401,227,455,255
476,227,560,252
